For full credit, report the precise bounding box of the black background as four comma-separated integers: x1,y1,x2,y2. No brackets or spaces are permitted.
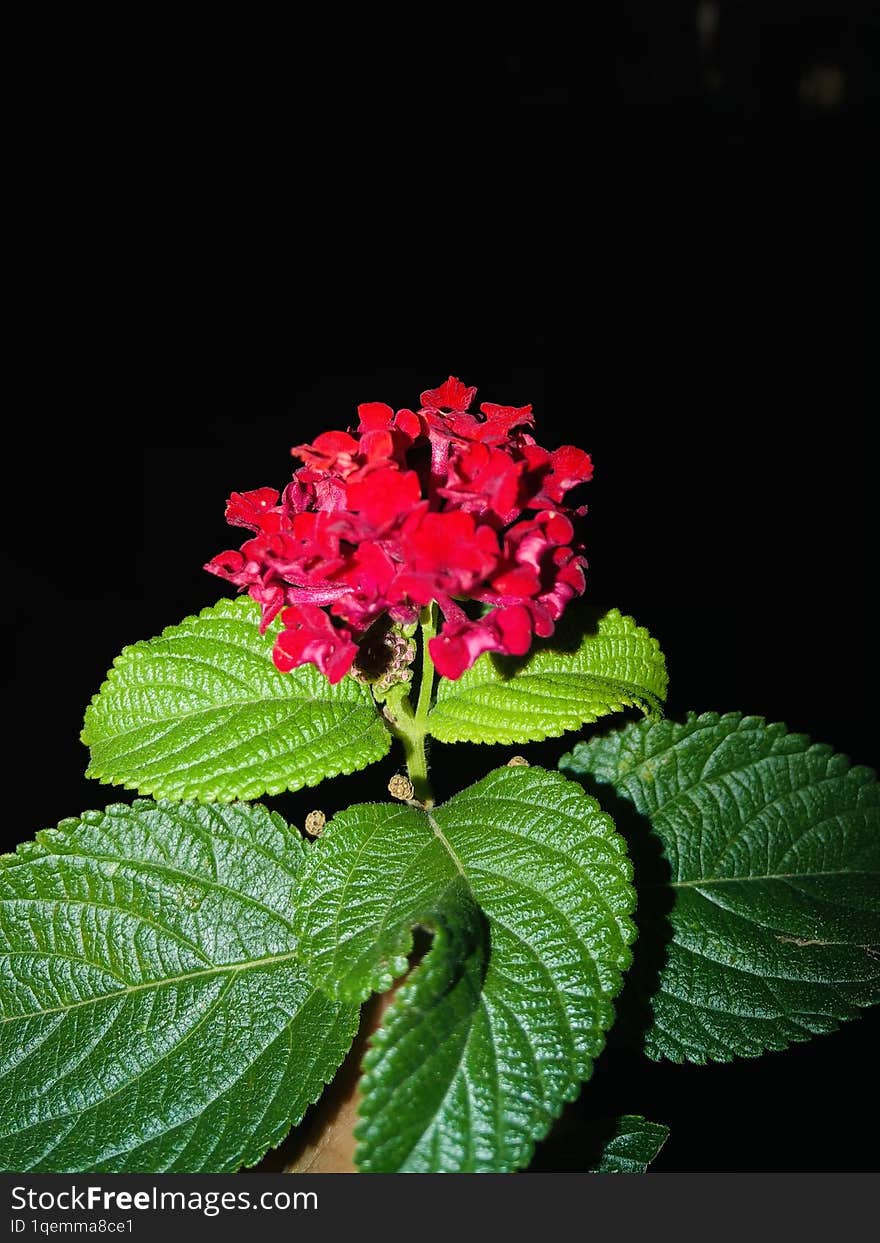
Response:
6,5,877,1171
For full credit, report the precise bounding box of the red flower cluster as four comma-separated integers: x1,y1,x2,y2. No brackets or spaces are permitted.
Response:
206,377,592,682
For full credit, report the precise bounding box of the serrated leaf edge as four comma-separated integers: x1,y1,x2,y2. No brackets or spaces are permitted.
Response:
329,769,638,1172
0,799,360,1172
590,1115,670,1173
562,709,879,794
80,597,391,802
429,608,668,746
562,709,880,1065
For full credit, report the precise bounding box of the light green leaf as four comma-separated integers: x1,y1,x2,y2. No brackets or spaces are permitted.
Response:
591,1116,670,1173
82,597,390,802
295,766,636,1172
562,712,880,1062
428,608,667,745
0,801,358,1172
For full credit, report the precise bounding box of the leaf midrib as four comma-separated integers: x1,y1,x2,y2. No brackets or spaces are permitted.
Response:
365,799,605,1165
663,867,880,889
424,809,467,878
86,689,373,745
4,846,299,935
0,948,300,1025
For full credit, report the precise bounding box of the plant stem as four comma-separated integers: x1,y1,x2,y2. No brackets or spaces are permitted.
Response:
405,728,431,803
415,603,437,727
386,605,437,805
409,604,437,802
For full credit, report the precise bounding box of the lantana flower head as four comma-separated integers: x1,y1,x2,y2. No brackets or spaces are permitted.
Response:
206,377,592,682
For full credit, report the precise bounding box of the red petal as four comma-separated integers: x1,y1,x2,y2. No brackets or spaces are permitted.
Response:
291,430,359,470
495,605,532,654
204,550,245,578
346,467,421,529
476,402,534,443
313,431,359,454
358,428,396,465
542,511,574,543
225,487,281,530
395,408,423,438
274,604,357,683
357,402,395,430
420,376,477,413
430,605,534,679
491,567,541,597
549,445,594,489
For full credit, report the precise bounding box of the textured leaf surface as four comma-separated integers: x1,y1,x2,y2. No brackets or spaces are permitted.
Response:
0,801,358,1172
562,713,880,1062
428,608,667,745
82,597,390,801
295,766,636,1172
591,1116,669,1173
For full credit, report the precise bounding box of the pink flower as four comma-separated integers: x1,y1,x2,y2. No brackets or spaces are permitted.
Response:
205,376,591,680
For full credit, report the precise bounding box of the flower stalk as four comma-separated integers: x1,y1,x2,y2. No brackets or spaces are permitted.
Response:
382,604,438,805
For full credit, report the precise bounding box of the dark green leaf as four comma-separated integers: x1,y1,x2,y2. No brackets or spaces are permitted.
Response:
590,1116,669,1173
0,801,358,1171
562,713,880,1061
295,766,636,1172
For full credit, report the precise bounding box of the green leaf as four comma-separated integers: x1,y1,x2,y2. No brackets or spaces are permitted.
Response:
428,608,667,745
295,766,636,1172
0,801,358,1172
82,597,390,802
562,713,880,1062
591,1116,670,1173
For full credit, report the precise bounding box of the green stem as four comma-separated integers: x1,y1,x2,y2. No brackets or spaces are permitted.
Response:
415,604,437,728
386,605,437,805
405,729,431,803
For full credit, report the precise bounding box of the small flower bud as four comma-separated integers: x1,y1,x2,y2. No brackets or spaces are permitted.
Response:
304,810,326,837
388,774,415,801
